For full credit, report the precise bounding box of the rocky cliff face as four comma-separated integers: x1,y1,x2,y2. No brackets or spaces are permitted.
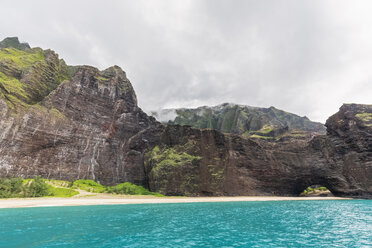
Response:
318,104,372,196
0,37,371,198
0,38,162,185
0,64,163,185
145,104,372,198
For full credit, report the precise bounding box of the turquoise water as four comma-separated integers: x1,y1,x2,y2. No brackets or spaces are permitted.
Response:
0,200,371,247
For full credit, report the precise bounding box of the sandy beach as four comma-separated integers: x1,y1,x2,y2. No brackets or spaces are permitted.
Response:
0,195,351,209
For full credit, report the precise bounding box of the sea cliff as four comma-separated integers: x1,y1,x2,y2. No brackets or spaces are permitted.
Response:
0,37,371,198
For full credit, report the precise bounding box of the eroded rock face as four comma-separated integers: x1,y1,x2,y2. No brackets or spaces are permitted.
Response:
319,104,372,196
145,104,372,198
0,65,162,185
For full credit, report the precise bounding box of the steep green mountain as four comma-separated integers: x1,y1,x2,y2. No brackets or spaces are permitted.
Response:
150,103,326,139
0,37,70,111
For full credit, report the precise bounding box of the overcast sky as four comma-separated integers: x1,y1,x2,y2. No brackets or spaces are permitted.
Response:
1,0,371,122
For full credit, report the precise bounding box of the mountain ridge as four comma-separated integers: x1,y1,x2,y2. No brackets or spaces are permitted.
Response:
150,103,326,140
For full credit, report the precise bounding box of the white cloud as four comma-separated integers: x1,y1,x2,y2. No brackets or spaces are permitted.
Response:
1,0,372,122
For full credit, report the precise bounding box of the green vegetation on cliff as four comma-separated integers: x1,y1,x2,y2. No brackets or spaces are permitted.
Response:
0,37,70,112
356,113,372,120
145,145,202,195
249,134,273,140
0,47,44,68
0,72,29,102
356,113,372,126
148,145,201,172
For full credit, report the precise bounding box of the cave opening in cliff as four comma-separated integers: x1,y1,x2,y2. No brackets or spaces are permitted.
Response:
300,185,333,197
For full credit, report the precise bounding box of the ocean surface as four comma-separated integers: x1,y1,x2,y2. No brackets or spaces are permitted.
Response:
0,200,371,247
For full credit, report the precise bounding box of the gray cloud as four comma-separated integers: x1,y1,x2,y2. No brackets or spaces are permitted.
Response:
1,0,372,122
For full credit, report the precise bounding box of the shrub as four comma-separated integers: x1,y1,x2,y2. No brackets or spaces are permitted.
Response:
0,178,24,198
107,182,163,196
26,177,51,197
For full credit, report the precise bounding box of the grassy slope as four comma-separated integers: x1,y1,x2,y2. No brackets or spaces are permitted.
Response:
0,46,70,112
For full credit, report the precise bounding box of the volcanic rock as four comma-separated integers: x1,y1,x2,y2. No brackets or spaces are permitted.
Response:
0,37,371,198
